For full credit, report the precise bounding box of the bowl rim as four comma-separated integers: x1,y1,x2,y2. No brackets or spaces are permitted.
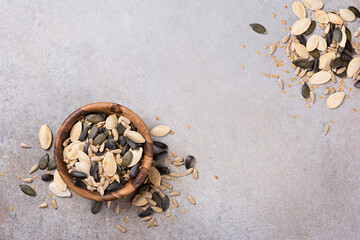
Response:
54,102,153,201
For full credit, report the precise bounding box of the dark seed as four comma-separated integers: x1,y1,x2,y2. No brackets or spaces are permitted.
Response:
309,49,320,59
116,164,123,176
39,154,49,170
94,171,100,182
303,21,316,36
116,123,126,135
334,71,347,78
249,23,267,34
41,174,54,181
120,176,128,185
95,151,106,156
349,6,360,18
126,138,140,150
313,58,319,73
93,133,107,146
105,139,117,150
346,27,352,42
161,195,170,212
78,125,90,141
297,34,306,46
333,28,342,43
153,141,168,150
71,171,87,179
90,162,99,177
153,163,170,175
88,125,99,140
341,52,353,62
107,133,114,140
138,184,150,195
19,184,36,196
154,151,168,161
345,40,355,54
84,141,90,154
121,144,130,156
139,207,153,218
91,201,102,214
129,164,140,178
107,182,123,192
330,57,343,69
122,151,133,167
98,126,105,134
293,59,314,69
152,192,162,208
100,113,108,119
130,122,137,131
354,81,360,88
185,155,196,169
47,156,56,170
73,178,87,190
118,136,127,147
301,83,310,99
325,32,332,47
85,114,104,124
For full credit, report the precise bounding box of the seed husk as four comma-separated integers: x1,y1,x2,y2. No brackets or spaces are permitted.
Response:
301,82,310,99
301,0,323,10
292,1,306,18
91,201,102,214
169,190,180,197
148,167,161,187
349,6,360,18
153,141,168,151
52,199,58,209
39,154,49,170
121,151,133,167
20,143,31,148
41,174,54,182
291,18,311,36
161,195,170,211
309,71,331,85
38,202,48,208
49,182,71,197
20,184,36,196
116,225,126,233
86,114,104,124
47,156,56,170
249,23,267,34
326,92,345,109
152,192,162,207
39,124,52,150
193,168,198,179
185,155,196,169
29,164,38,174
128,147,143,167
303,21,316,36
339,9,356,22
73,178,87,190
151,125,171,137
139,207,153,218
188,194,196,205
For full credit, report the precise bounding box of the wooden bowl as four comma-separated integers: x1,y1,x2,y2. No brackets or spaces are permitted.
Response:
54,102,153,201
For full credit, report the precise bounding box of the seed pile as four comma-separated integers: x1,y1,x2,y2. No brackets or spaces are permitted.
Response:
61,113,145,195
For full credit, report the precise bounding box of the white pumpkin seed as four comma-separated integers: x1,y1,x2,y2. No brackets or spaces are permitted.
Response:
315,10,329,23
291,18,311,36
54,170,67,192
112,128,119,141
105,114,117,130
132,194,148,206
128,147,143,167
29,164,38,174
328,13,343,24
66,141,85,160
326,92,345,109
306,35,318,52
347,57,360,78
125,131,145,143
70,121,82,142
148,167,161,187
319,52,336,69
49,182,71,197
301,0,323,10
77,151,91,165
339,9,355,22
292,1,306,18
38,202,48,208
151,125,171,137
309,71,331,85
20,143,31,148
39,124,52,150
103,152,116,177
188,194,196,205
317,36,327,51
324,124,330,135
75,162,90,175
116,225,126,233
339,26,347,48
294,43,309,59
278,79,284,90
119,116,131,125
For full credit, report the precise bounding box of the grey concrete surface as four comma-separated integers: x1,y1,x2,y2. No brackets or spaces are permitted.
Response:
1,0,360,239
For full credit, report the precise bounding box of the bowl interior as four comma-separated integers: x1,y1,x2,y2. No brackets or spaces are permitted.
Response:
54,102,153,201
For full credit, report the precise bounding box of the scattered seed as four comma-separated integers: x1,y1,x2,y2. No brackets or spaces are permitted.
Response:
51,199,58,209
326,92,345,109
169,190,180,197
39,124,52,150
117,225,126,233
20,143,31,148
250,23,267,34
188,194,196,205
20,184,36,196
115,204,120,215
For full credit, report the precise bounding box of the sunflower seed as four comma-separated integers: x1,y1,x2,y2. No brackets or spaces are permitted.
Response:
169,172,181,177
161,195,170,211
151,206,163,214
146,218,156,228
151,125,171,137
291,18,311,36
171,197,179,207
20,143,31,148
185,155,196,169
52,199,58,209
29,164,38,174
188,194,196,205
324,124,330,135
132,195,148,206
139,207,153,218
39,124,52,150
340,9,355,22
301,0,323,10
249,23,267,34
141,216,152,222
269,44,276,55
106,201,112,209
115,204,120,215
282,34,290,44
73,178,87,190
91,201,102,214
116,225,126,233
39,154,49,170
41,174,54,181
47,156,56,170
121,151,133,167
326,92,345,109
19,184,36,196
169,190,180,197
22,178,33,183
38,202,48,208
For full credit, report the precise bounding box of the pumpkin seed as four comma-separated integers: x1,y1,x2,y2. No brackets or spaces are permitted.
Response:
29,164,38,174
107,182,123,192
70,121,82,142
78,124,90,141
47,156,56,170
306,35,318,52
292,1,306,18
309,71,331,85
347,57,360,78
39,124,52,150
139,207,153,218
328,13,343,24
93,133,107,146
116,225,126,233
148,167,161,186
132,194,148,206
20,143,31,148
161,195,170,211
326,92,346,109
70,171,87,179
75,162,90,175
91,201,102,214
121,151,133,167
333,28,342,43
339,9,355,22
54,170,67,192
301,0,323,10
188,194,196,205
291,18,311,36
317,36,327,51
52,199,58,209
125,131,145,144
152,192,162,207
19,184,36,196
105,114,118,130
38,202,48,208
88,125,99,139
330,57,343,69
185,155,196,169
103,152,117,177
154,151,168,161
301,82,310,99
86,114,104,124
294,43,309,59
128,147,143,167
39,154,49,170
293,59,314,69
193,168,198,179
49,182,71,197
309,49,320,59
303,21,316,36
315,10,329,23
41,174,54,182
249,23,267,34
349,6,360,18
151,125,171,137
319,52,336,69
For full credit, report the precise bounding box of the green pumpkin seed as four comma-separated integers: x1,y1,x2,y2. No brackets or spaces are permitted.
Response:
91,201,102,214
88,125,99,139
85,114,104,124
161,195,170,212
301,83,310,99
152,192,162,208
345,27,352,42
293,59,314,69
138,184,150,195
349,6,360,18
121,151,133,167
47,156,56,170
19,184,36,196
39,154,49,170
333,28,342,43
330,57,343,69
93,133,107,146
309,49,320,59
249,23,267,34
303,21,316,36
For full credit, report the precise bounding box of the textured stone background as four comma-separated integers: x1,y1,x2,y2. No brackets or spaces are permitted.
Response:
1,0,360,239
